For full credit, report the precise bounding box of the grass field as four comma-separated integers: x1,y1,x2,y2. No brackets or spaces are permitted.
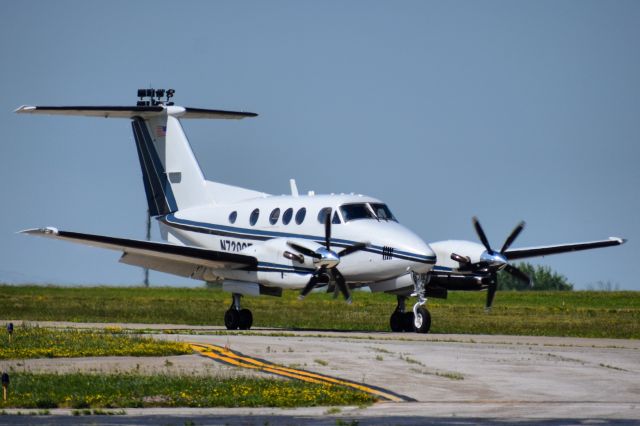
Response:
0,373,375,409
2,285,639,338
0,325,191,359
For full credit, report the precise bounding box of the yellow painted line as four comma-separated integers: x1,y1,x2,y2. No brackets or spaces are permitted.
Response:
191,344,327,384
198,344,400,399
190,343,410,402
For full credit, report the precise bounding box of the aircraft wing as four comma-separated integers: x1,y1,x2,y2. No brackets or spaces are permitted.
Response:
20,227,257,270
504,237,626,261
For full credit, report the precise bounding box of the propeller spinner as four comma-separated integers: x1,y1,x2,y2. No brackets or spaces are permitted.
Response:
451,217,532,310
285,210,367,303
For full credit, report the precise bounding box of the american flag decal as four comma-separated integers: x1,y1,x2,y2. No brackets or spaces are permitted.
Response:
155,126,166,137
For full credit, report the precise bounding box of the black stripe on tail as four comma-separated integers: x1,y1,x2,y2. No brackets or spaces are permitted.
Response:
131,118,178,216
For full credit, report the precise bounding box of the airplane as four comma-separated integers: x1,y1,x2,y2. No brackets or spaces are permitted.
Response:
15,89,626,334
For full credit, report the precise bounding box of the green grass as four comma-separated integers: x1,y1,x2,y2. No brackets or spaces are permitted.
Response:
1,285,639,338
0,325,191,359
0,372,376,409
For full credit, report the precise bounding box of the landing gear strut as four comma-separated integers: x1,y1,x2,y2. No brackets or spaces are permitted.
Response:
224,293,253,330
411,272,431,334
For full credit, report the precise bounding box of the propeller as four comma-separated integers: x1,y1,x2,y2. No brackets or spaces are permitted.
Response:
451,217,532,310
285,210,368,303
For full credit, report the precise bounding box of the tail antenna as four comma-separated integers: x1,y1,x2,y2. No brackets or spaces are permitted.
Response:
136,88,175,107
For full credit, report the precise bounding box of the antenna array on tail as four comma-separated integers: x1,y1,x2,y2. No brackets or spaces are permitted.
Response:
137,88,175,107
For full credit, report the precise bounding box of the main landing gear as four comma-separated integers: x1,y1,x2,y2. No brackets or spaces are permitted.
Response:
224,293,253,330
389,273,432,334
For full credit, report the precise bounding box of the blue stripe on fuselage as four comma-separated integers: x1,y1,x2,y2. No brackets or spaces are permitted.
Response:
161,214,436,264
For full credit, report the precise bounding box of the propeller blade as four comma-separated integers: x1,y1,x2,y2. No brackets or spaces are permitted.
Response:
504,264,532,287
332,284,340,299
298,275,319,300
324,210,332,250
337,242,368,257
500,221,526,254
472,217,493,253
331,269,352,304
485,276,497,311
287,242,321,259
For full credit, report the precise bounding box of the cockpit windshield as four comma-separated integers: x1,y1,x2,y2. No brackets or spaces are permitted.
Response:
340,203,375,222
339,203,398,223
370,203,397,222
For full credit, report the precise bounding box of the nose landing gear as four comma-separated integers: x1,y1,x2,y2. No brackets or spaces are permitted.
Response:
389,272,432,334
224,293,253,330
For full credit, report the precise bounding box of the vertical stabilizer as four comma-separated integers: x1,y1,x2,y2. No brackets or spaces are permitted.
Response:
131,113,208,215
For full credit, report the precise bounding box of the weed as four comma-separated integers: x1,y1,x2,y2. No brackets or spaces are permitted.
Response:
399,354,424,366
325,407,342,415
435,371,464,380
599,363,628,372
375,355,383,361
314,359,329,366
409,367,464,380
367,346,392,354
336,420,359,426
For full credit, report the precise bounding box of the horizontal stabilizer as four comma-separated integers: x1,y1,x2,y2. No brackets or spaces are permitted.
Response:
504,237,626,260
21,227,257,270
15,105,257,120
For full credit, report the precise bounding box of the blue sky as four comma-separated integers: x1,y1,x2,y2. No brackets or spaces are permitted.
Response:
1,1,638,289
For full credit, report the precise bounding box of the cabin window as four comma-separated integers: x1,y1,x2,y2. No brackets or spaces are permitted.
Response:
229,211,237,224
250,208,260,226
370,203,397,222
282,208,293,225
317,207,332,224
339,203,375,222
295,207,306,225
269,208,280,225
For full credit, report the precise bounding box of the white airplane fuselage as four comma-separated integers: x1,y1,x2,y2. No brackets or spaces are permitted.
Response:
160,193,436,288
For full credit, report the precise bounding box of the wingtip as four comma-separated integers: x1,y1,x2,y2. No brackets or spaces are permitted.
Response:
609,237,627,245
14,105,36,114
19,227,59,235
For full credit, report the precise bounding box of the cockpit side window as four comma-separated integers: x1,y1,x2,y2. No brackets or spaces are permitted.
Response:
332,210,341,224
339,203,375,222
370,203,397,222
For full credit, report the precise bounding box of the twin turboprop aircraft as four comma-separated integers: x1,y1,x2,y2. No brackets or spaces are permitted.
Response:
16,89,626,333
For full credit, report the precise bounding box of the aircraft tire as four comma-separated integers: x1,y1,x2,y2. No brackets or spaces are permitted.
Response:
402,312,415,332
413,306,431,334
238,309,253,330
390,311,404,332
224,309,240,330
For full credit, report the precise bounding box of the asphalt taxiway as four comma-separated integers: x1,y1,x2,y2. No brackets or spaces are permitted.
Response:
1,322,638,425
